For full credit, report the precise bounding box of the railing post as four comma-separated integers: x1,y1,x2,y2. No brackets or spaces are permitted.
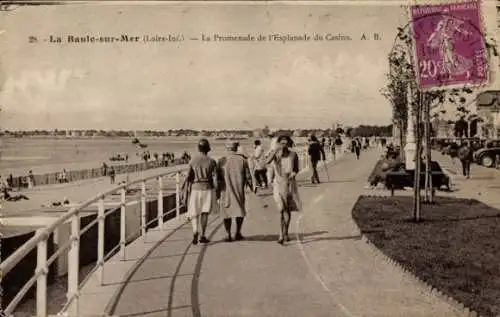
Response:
141,181,147,238
120,188,126,260
67,213,80,317
157,176,164,230
175,172,180,220
36,229,48,317
97,197,105,285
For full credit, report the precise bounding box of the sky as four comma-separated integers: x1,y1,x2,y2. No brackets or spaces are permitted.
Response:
0,2,465,130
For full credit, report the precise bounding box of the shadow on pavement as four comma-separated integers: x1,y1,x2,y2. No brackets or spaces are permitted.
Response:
190,221,224,317
104,273,195,286
206,230,328,244
121,252,200,262
298,234,363,244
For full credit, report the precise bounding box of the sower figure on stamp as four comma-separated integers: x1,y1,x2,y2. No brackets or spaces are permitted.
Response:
183,138,219,245
266,135,302,245
217,141,254,242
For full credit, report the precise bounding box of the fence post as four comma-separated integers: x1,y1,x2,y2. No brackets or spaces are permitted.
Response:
97,197,105,285
36,229,48,317
141,181,147,239
157,176,164,230
67,213,80,317
175,172,180,220
120,188,126,260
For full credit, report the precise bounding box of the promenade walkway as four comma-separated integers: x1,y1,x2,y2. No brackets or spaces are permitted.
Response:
80,149,463,317
433,151,500,208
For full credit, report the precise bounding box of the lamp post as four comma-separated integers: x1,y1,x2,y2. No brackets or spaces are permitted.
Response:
405,83,417,171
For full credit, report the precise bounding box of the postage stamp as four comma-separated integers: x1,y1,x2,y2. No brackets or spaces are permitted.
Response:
409,1,489,91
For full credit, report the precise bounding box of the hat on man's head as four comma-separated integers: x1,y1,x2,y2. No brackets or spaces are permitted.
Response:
226,140,239,152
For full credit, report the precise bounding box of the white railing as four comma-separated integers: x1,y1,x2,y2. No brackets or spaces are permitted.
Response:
0,164,188,317
0,146,313,317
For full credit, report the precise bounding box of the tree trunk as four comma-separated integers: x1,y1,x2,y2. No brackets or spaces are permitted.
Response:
399,119,405,159
424,96,433,203
413,92,422,222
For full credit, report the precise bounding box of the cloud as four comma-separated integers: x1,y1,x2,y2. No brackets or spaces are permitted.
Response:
0,69,87,114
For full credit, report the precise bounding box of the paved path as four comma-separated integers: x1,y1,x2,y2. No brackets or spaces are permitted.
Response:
433,151,500,208
107,149,462,317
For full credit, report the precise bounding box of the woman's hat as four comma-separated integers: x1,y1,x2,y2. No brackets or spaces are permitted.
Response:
226,140,239,151
198,138,211,152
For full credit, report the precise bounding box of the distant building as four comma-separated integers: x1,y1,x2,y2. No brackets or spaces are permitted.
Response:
476,90,500,138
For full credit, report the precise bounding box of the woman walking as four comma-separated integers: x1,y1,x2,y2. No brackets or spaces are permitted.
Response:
266,135,302,245
183,138,219,245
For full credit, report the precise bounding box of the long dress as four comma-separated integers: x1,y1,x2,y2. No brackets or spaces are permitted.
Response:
218,154,252,218
271,151,302,212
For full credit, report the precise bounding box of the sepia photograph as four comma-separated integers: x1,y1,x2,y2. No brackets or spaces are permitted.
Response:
0,0,499,316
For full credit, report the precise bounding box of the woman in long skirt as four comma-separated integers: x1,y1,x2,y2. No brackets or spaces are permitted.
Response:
265,135,302,245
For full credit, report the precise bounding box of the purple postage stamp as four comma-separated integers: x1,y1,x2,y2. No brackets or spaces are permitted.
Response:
410,1,488,90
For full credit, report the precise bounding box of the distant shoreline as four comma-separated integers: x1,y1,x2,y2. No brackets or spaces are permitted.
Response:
0,135,251,140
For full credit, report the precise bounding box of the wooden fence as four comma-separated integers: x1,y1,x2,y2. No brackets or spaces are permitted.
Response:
9,158,188,189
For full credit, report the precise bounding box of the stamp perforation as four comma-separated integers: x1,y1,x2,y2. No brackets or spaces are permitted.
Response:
406,0,492,91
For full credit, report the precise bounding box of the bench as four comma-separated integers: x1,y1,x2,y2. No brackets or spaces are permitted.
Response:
385,161,450,196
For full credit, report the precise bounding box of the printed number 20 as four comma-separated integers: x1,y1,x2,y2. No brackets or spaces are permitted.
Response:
419,60,438,78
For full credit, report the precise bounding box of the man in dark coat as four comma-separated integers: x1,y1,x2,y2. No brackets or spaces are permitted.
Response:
458,141,473,179
308,135,325,184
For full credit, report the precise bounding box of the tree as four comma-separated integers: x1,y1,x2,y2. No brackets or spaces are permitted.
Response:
382,14,498,217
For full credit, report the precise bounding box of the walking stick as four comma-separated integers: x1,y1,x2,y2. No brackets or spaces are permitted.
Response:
323,160,330,181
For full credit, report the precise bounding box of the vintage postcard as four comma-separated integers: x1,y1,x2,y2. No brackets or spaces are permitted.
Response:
1,1,500,317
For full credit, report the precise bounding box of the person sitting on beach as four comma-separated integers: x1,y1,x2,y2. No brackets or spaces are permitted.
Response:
1,188,29,201
50,197,70,207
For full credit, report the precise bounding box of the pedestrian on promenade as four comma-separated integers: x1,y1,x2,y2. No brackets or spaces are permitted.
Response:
252,140,268,190
353,138,362,160
109,167,116,184
449,140,459,165
458,141,473,179
102,163,108,177
266,135,302,245
7,174,13,188
308,135,325,184
184,138,219,245
217,141,254,242
330,140,336,160
266,133,279,185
